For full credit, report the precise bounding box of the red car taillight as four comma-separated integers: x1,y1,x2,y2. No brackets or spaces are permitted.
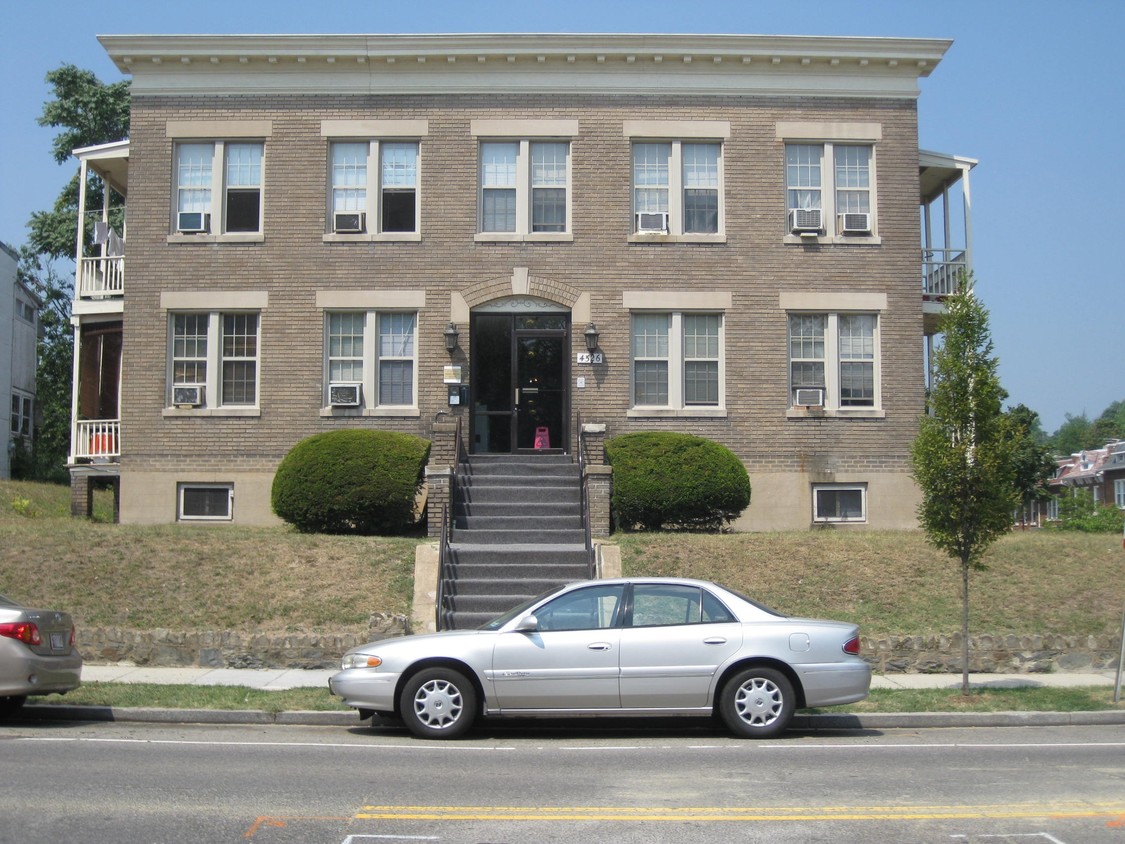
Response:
842,635,861,655
0,621,42,646
69,624,76,647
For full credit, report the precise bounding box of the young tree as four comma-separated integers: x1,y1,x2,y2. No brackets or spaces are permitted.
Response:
911,277,1019,694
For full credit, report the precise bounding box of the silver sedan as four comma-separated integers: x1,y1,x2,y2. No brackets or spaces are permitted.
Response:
330,577,870,739
0,593,83,717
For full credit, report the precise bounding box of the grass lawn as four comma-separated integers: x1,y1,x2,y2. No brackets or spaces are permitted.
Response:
3,478,1124,640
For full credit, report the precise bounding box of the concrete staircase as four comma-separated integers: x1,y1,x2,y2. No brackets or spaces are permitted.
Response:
440,453,591,630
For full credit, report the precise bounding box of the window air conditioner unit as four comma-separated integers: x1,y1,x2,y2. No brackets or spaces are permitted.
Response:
172,385,204,407
333,212,366,234
789,208,822,233
328,383,362,407
795,388,825,407
177,212,210,233
635,211,669,233
839,212,871,234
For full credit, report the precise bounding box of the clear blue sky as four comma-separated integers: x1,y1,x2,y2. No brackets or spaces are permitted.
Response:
2,0,1122,436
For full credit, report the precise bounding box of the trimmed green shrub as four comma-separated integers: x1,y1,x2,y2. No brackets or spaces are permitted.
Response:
271,429,430,535
606,432,750,531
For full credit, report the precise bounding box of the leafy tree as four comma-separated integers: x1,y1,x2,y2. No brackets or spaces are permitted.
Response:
28,65,130,260
1004,404,1056,512
1091,400,1125,444
1050,413,1097,456
911,277,1019,694
20,65,130,480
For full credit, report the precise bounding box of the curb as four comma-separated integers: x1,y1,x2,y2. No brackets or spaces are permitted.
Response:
19,705,1125,730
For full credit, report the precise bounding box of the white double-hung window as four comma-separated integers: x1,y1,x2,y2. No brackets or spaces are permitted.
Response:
173,141,264,235
630,311,724,414
631,140,722,236
472,119,577,242
625,121,728,241
787,312,879,412
478,140,570,237
325,311,418,412
321,120,428,240
785,142,874,237
328,140,420,236
779,122,880,240
169,311,260,409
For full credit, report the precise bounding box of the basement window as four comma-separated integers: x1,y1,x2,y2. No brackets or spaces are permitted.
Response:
813,484,866,523
178,483,233,521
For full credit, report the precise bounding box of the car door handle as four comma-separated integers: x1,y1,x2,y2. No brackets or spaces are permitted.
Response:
588,642,612,651
703,637,728,645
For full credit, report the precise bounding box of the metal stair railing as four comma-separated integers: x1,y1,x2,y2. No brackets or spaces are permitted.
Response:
435,414,464,631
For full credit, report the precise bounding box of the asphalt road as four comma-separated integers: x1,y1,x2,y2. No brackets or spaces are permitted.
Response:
2,718,1123,843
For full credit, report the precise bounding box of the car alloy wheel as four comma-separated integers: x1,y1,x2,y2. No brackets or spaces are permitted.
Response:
399,667,477,739
719,667,795,738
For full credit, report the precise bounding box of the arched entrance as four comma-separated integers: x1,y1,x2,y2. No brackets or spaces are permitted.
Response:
470,299,570,454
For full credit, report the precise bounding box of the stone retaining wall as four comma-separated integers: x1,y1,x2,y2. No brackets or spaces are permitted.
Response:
77,621,1121,674
77,613,409,670
863,634,1122,674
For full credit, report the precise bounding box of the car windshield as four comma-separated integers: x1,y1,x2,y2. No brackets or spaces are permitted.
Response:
0,594,19,608
478,587,564,631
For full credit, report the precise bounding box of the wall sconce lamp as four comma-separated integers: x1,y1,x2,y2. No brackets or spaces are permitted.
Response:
584,322,600,352
444,322,460,353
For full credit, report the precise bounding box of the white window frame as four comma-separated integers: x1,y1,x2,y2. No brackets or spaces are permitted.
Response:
786,311,881,417
475,139,572,241
629,140,724,241
177,483,234,522
167,311,261,414
1114,478,1125,509
171,140,265,241
812,483,867,524
323,310,419,416
781,131,879,243
10,392,33,438
326,139,422,241
628,311,725,416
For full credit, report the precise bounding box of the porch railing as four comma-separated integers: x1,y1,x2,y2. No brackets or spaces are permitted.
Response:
922,249,966,299
435,415,464,631
77,256,125,299
73,418,121,460
577,412,596,579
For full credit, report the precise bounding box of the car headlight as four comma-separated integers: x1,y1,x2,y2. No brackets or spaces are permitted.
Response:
341,653,383,670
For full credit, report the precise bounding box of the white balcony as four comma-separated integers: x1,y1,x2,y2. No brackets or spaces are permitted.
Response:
73,419,121,461
922,249,967,300
77,255,124,299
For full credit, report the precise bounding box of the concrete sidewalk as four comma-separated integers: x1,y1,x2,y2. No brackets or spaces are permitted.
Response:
79,663,1121,691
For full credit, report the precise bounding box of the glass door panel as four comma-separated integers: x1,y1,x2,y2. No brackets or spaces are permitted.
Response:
516,333,565,451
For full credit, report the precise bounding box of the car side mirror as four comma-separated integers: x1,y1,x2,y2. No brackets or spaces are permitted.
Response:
514,614,539,633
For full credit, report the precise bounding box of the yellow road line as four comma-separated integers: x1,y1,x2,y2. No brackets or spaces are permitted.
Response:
354,803,1125,823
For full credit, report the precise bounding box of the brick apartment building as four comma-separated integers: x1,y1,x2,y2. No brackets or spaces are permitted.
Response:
67,32,974,531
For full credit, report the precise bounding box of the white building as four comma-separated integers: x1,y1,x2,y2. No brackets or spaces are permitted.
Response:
2,241,39,479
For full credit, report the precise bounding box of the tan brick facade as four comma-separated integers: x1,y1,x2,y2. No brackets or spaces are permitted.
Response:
89,34,954,530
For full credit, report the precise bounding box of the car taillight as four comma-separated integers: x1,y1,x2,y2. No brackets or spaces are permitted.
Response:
69,624,76,647
842,635,861,655
0,621,42,646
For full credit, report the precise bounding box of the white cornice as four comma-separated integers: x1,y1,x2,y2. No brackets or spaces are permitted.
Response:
99,33,952,99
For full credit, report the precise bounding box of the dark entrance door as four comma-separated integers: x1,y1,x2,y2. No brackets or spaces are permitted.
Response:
471,313,569,454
